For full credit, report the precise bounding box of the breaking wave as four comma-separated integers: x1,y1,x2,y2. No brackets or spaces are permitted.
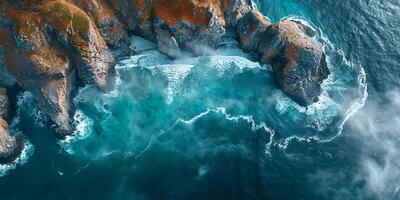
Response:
0,138,34,177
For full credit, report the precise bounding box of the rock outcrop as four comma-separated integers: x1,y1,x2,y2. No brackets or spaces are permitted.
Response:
258,20,329,105
0,89,23,164
0,118,23,164
237,8,271,51
0,0,116,136
0,0,330,159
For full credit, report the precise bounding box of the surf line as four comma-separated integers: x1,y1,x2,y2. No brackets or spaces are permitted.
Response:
132,107,276,159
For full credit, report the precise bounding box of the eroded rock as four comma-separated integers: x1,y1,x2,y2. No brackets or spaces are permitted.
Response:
237,9,271,51
259,20,330,105
0,118,23,164
221,0,253,26
0,1,116,135
0,90,23,164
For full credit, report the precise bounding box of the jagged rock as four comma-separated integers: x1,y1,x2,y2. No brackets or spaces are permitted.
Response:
108,0,250,56
155,25,181,58
40,1,116,91
152,0,226,55
105,0,155,40
237,9,271,51
36,70,76,137
75,22,116,91
72,0,130,58
19,50,75,136
259,20,330,106
73,0,127,48
0,118,23,164
0,1,116,135
0,88,23,164
222,0,253,27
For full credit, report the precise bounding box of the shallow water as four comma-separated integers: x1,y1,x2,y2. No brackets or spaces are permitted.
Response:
1,1,399,199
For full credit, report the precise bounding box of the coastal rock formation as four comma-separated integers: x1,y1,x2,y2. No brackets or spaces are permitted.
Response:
104,0,252,56
73,0,129,49
258,20,330,105
0,0,116,136
222,0,253,27
0,118,23,164
237,8,271,51
151,0,226,56
0,90,23,164
0,0,330,160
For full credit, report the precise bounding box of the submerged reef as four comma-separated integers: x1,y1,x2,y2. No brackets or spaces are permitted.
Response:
0,0,329,163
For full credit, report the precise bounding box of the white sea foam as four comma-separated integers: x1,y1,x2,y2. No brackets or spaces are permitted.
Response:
58,110,94,154
133,107,276,158
153,64,194,104
332,67,368,141
318,25,369,141
10,91,34,127
271,18,368,149
275,77,367,149
207,107,275,154
0,138,35,177
0,92,38,176
127,54,264,104
199,56,262,76
30,108,48,128
116,54,147,70
177,55,262,73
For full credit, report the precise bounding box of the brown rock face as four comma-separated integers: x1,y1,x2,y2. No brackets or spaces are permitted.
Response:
0,1,116,135
104,0,252,56
72,0,128,49
0,90,23,164
0,118,23,164
221,0,252,26
258,20,330,105
237,9,271,51
152,0,226,55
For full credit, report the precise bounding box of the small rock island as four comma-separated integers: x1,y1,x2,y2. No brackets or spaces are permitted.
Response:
0,0,329,164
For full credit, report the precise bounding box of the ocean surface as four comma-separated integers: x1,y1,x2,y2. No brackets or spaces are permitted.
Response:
1,0,400,199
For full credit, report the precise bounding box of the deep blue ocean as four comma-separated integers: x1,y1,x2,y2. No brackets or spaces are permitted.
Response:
1,0,400,199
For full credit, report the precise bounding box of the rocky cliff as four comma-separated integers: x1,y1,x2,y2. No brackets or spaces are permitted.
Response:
0,88,23,164
0,0,329,163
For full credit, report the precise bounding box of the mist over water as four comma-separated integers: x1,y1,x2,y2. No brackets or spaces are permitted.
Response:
0,1,399,199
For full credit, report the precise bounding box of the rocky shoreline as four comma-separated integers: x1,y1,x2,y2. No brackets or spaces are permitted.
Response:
0,0,329,163
0,89,23,164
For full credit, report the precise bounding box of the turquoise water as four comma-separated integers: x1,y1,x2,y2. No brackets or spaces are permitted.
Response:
1,0,399,199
